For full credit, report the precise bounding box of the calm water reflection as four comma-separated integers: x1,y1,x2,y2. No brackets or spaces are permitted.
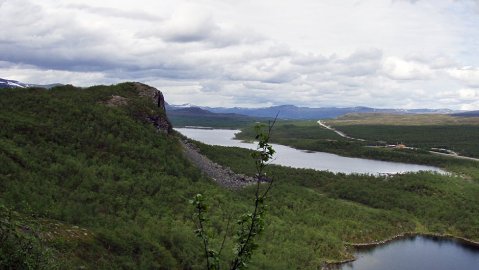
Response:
175,128,444,175
340,236,479,270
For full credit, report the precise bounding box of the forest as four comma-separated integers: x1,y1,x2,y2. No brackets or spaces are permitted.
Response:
1,84,478,269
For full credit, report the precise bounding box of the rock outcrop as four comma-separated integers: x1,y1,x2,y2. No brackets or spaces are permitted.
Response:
131,82,173,134
104,95,128,107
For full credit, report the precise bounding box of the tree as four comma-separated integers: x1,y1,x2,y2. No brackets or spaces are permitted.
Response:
191,118,277,270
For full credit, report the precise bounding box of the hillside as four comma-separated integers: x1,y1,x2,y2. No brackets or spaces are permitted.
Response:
1,83,478,269
167,106,263,128
0,83,211,268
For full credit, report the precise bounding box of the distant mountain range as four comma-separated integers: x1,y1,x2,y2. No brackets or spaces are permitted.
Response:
452,110,479,117
0,78,32,88
167,104,462,120
3,78,473,120
0,78,61,89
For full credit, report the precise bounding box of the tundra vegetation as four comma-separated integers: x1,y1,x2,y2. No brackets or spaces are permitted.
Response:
236,120,479,175
0,84,478,269
192,121,276,270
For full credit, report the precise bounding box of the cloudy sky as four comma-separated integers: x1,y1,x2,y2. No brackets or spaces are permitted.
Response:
1,0,479,109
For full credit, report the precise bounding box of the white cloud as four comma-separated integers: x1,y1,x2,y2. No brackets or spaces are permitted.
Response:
447,67,479,87
0,0,478,110
382,57,434,80
0,62,108,85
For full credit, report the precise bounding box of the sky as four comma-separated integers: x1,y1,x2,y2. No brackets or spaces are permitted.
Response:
1,0,479,109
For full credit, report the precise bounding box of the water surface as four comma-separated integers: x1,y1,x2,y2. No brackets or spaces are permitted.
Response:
176,128,444,175
340,236,479,270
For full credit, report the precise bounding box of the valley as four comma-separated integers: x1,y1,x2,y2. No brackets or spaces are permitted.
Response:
3,1,479,269
1,83,478,269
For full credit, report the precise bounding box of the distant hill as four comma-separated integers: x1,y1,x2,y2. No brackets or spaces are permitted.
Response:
0,78,31,88
0,78,62,89
167,105,267,128
168,104,459,120
452,110,479,117
167,106,217,116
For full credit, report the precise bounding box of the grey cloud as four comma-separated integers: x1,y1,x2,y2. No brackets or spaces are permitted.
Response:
0,1,203,77
1,0,478,110
162,17,218,43
137,13,263,48
333,50,382,77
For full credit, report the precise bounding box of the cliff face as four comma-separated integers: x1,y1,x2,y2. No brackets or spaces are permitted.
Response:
102,82,173,133
131,82,173,134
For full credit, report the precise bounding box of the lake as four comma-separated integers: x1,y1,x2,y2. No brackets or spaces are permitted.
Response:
339,236,479,270
175,128,444,175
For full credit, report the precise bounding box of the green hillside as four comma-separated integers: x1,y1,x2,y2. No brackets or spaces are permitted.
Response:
1,83,478,269
0,83,215,269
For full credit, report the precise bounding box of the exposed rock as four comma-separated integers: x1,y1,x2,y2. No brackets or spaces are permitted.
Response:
180,140,257,189
101,82,173,133
131,82,173,134
104,95,128,107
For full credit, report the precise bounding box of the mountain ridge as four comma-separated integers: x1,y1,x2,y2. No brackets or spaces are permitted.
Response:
0,78,62,89
2,77,469,120
168,103,462,120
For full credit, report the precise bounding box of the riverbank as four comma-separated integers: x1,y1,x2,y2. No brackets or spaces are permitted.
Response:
179,127,443,174
178,127,479,269
347,232,479,248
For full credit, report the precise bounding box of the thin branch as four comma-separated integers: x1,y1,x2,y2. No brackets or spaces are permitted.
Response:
218,215,232,258
230,113,278,270
259,177,274,200
197,205,211,270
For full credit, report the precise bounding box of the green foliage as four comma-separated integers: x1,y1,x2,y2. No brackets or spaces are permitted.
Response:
236,121,477,169
195,143,479,246
192,123,276,270
0,205,57,269
237,120,345,142
169,114,263,129
1,84,478,269
0,84,213,268
334,125,479,158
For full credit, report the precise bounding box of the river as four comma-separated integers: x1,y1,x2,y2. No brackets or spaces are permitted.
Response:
175,128,444,175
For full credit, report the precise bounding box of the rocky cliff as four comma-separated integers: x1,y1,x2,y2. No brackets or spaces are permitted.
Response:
104,82,173,134
131,82,173,134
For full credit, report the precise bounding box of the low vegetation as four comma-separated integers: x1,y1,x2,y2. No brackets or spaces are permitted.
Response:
329,124,479,158
195,143,479,257
325,113,479,126
168,109,269,129
1,84,478,269
323,113,479,157
235,120,478,173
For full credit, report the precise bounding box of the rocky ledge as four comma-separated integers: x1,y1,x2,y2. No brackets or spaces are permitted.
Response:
103,82,173,134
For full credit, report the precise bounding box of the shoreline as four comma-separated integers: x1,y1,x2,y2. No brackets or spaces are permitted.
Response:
348,232,479,248
323,232,479,269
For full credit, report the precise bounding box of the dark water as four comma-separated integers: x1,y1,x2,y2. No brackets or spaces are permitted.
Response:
339,236,479,270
